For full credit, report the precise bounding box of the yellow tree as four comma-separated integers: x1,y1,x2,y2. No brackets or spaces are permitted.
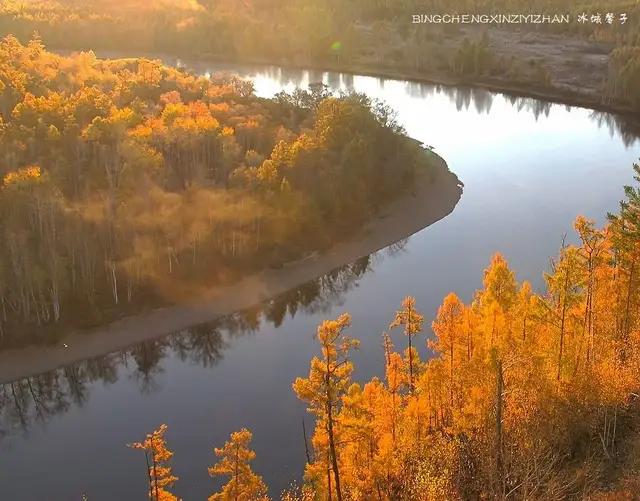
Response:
481,253,517,313
607,162,640,354
430,292,465,410
293,313,358,501
545,245,583,380
208,428,269,501
128,424,179,501
514,281,535,343
389,296,424,393
574,216,607,366
340,379,386,500
382,332,405,446
477,254,518,351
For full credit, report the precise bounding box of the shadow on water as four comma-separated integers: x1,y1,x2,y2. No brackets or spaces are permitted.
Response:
0,248,396,438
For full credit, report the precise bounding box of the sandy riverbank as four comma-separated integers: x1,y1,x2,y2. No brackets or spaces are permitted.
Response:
0,154,462,384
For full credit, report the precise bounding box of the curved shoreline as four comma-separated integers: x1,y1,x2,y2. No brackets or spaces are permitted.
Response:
191,54,638,118
0,154,462,384
82,49,640,119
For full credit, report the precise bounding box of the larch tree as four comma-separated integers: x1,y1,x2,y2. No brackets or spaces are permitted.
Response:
608,161,640,354
293,313,358,501
128,424,179,501
389,296,424,393
208,428,269,501
478,254,518,351
545,245,583,380
574,216,607,366
340,379,387,500
515,281,535,343
481,253,517,313
430,292,465,409
382,332,405,446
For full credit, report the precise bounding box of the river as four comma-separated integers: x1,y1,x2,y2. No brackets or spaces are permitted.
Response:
1,60,639,500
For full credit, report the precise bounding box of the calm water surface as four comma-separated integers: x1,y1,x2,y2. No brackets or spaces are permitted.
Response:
1,61,639,499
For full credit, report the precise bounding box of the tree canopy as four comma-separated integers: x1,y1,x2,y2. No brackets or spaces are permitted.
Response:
0,37,434,345
131,161,640,499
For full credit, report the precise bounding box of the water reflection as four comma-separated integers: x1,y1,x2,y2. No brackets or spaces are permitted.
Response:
0,356,112,436
0,254,379,437
98,52,640,147
169,56,640,147
589,110,640,147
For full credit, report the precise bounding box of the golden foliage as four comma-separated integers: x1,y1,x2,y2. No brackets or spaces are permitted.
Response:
208,428,269,501
128,424,180,501
2,165,42,187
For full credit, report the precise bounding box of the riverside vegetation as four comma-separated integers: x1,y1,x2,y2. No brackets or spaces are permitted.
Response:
0,38,436,345
132,162,640,500
2,6,640,499
1,0,640,111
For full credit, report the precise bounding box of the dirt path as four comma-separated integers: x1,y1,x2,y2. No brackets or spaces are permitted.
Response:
0,155,462,384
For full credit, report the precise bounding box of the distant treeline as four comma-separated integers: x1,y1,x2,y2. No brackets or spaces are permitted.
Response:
1,0,638,55
1,0,640,109
0,37,430,344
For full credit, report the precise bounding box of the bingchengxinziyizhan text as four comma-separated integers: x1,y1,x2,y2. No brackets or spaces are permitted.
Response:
411,13,629,24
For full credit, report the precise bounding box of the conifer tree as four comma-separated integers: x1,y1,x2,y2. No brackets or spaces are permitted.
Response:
389,296,423,393
128,424,179,501
208,428,269,501
545,245,583,380
293,313,358,501
608,162,640,353
431,292,465,408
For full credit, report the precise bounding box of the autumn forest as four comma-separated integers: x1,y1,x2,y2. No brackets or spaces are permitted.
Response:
132,186,640,499
2,0,640,111
1,1,640,500
0,37,431,344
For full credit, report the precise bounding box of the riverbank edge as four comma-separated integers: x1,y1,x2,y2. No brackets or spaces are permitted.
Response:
88,49,640,119
0,152,462,384
192,55,638,118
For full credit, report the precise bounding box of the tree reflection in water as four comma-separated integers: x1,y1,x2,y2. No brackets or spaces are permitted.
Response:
0,251,383,437
402,78,640,147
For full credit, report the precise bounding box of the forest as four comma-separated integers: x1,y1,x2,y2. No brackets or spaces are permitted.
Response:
0,37,433,345
1,0,640,110
128,162,640,500
1,3,639,500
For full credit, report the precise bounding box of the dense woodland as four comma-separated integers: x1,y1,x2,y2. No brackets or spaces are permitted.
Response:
1,0,640,109
2,4,640,499
0,38,431,344
130,163,640,499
